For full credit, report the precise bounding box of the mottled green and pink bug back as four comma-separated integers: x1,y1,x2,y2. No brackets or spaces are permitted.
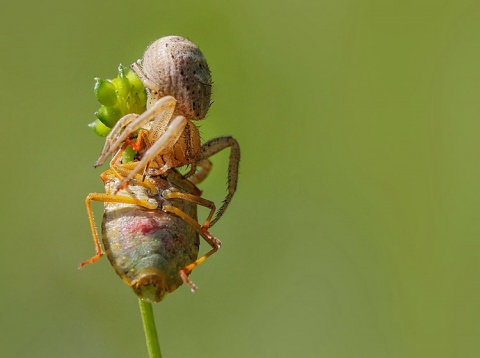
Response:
101,169,201,302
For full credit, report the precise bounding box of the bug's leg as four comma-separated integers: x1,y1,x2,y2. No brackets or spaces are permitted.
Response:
163,190,216,230
115,115,188,192
163,196,221,292
80,193,104,268
199,136,240,226
107,142,130,181
79,191,158,269
115,165,160,195
186,159,212,185
95,96,177,167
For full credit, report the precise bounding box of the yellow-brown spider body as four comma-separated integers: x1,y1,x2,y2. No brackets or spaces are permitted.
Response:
95,35,240,226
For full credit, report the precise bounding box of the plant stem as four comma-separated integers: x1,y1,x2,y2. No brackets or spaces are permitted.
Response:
138,299,162,358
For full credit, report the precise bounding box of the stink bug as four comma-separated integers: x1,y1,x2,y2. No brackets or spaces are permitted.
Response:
81,161,220,302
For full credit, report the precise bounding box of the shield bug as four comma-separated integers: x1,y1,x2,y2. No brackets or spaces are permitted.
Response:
80,161,220,302
94,35,240,226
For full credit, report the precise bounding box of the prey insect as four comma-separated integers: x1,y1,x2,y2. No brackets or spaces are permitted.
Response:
81,161,219,302
95,36,240,226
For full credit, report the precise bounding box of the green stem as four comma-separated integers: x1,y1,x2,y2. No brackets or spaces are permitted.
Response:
138,299,162,358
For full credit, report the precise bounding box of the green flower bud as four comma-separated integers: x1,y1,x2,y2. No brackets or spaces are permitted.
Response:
95,105,122,128
127,71,147,113
112,65,131,98
90,63,146,138
126,68,145,91
94,78,118,107
89,119,111,137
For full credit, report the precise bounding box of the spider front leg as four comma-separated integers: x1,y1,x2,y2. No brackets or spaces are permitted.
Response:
107,129,150,182
198,136,240,226
94,95,177,167
115,115,189,192
94,113,139,168
131,61,161,93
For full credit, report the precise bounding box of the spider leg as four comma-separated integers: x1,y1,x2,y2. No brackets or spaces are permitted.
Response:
94,113,138,168
115,115,188,192
198,136,240,226
187,159,212,185
131,61,161,92
94,95,177,167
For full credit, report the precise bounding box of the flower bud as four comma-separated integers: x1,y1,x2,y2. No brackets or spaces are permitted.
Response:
112,65,131,98
95,105,122,128
88,119,111,137
94,78,118,107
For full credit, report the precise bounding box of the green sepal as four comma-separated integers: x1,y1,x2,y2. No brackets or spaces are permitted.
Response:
94,78,118,107
126,68,144,89
127,69,147,111
112,65,131,98
95,105,122,128
89,119,111,137
90,63,147,138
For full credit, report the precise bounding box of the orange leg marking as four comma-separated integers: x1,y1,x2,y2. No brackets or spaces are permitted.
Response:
109,129,149,183
125,129,148,152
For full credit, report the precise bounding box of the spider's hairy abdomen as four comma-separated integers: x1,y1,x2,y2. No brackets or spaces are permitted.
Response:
143,36,212,120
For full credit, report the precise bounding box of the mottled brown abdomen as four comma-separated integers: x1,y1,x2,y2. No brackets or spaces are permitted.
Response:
142,36,212,120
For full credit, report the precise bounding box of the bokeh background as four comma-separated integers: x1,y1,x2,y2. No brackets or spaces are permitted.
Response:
1,0,480,357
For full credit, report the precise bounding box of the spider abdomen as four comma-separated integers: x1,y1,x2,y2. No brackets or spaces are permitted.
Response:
143,36,212,120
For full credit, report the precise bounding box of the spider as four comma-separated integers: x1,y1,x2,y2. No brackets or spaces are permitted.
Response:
94,36,240,226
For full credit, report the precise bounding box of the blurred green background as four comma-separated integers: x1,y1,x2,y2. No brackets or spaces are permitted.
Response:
1,0,480,357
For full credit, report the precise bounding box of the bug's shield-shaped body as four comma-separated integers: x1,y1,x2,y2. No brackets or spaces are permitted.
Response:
102,170,200,302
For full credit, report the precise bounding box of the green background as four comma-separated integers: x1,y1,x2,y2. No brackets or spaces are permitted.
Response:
1,0,480,357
